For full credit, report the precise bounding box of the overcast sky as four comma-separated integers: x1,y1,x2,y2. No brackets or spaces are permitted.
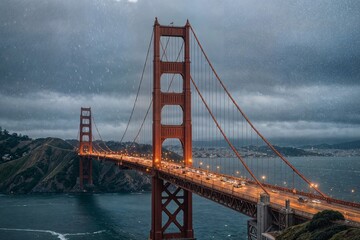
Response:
0,0,359,144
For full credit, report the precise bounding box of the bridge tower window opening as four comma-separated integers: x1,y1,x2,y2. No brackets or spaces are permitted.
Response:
160,36,184,62
162,138,184,164
81,109,90,117
161,106,183,126
81,135,89,142
161,73,183,93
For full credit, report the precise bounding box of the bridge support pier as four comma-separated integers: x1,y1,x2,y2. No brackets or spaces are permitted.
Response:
279,199,294,230
150,173,194,240
247,193,271,240
79,156,93,189
257,194,271,240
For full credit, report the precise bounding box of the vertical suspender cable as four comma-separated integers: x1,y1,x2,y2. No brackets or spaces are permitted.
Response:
191,75,269,195
190,26,327,198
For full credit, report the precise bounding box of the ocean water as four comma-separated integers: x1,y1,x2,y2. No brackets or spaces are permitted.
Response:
0,193,248,240
0,157,358,240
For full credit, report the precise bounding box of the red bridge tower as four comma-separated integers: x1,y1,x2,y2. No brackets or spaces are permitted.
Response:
151,18,194,239
79,107,93,188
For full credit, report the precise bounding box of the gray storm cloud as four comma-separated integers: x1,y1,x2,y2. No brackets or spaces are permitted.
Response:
0,0,359,143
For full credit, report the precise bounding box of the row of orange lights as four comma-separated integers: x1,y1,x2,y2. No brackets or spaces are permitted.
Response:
127,155,359,194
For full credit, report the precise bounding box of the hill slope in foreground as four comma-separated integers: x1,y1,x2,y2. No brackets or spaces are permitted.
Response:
0,131,150,194
276,210,360,240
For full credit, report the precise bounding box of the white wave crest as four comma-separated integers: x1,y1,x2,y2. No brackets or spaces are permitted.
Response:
0,228,106,240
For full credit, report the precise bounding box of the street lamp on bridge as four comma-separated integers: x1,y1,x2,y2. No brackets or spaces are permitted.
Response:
351,189,356,202
310,183,319,194
261,175,266,183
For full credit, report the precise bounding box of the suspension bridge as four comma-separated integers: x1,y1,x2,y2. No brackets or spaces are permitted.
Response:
77,18,360,240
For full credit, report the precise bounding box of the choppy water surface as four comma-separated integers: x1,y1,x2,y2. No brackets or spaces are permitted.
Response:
0,157,358,239
0,193,248,240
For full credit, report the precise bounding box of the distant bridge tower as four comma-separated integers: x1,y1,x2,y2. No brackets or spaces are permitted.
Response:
151,18,194,240
79,107,93,188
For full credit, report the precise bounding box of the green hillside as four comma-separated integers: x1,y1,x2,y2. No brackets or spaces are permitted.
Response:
0,128,151,194
277,210,360,240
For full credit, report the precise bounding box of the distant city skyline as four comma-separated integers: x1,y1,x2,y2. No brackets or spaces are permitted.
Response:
0,0,359,143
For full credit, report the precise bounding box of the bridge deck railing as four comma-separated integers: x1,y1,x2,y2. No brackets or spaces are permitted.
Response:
82,153,360,211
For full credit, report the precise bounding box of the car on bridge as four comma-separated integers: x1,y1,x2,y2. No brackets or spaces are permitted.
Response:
298,197,309,203
311,199,321,204
233,183,242,188
226,179,235,184
220,177,228,182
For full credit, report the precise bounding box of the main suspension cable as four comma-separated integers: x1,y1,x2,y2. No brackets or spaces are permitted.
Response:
120,31,154,144
92,116,112,152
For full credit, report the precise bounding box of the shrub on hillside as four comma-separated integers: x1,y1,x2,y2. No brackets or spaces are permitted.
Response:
307,218,331,232
307,210,345,232
313,210,344,221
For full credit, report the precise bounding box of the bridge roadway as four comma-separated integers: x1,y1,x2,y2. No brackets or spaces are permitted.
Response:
81,153,360,226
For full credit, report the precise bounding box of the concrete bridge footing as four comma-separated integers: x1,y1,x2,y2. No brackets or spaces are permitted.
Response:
247,194,294,240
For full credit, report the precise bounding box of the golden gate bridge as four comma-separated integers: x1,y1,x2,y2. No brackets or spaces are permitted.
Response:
77,18,360,240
